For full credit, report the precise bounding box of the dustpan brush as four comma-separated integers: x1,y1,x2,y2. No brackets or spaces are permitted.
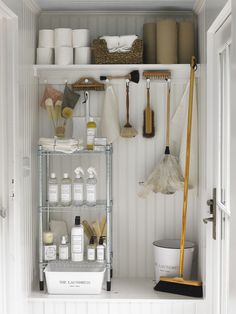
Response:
154,57,203,298
120,80,138,138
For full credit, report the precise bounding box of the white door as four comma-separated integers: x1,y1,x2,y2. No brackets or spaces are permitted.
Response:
206,4,231,314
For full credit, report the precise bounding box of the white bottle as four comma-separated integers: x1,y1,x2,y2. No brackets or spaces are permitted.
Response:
73,167,84,206
61,173,72,206
87,236,96,261
48,173,58,206
86,167,97,206
96,237,105,262
71,216,84,262
59,236,69,260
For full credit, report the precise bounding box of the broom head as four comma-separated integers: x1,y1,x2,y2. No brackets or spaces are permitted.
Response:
154,276,203,298
120,123,138,138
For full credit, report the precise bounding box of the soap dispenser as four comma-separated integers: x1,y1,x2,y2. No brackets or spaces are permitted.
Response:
73,167,85,206
86,167,97,206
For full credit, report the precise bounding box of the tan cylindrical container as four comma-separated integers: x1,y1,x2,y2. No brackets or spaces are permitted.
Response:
156,19,178,64
143,23,156,64
178,21,195,64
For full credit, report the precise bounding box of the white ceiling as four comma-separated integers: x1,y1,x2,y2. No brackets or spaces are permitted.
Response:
35,0,197,11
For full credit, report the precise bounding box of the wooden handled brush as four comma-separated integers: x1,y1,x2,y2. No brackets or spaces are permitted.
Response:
143,79,155,138
100,70,140,84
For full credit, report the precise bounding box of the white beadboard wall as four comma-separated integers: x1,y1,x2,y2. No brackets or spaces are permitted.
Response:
37,75,199,279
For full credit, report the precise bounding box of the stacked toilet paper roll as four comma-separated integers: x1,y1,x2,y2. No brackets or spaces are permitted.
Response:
37,29,54,64
73,29,91,64
54,28,73,65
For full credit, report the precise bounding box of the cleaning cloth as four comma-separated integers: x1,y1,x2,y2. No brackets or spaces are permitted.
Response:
62,84,80,119
101,84,120,143
39,137,82,153
170,82,198,187
40,85,63,108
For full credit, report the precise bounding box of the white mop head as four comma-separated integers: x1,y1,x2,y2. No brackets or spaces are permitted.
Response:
138,154,184,197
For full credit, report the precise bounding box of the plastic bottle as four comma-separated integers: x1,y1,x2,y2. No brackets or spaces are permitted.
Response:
61,173,72,206
71,216,84,262
59,235,69,260
73,167,84,206
48,173,58,206
96,237,105,262
86,167,97,206
87,117,97,150
87,236,96,261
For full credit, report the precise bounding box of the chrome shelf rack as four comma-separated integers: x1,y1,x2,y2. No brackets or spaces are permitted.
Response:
38,144,113,292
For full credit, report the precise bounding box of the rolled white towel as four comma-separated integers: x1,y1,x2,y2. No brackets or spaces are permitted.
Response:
119,35,138,49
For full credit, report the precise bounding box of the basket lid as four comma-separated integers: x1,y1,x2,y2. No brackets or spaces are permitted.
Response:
153,239,195,249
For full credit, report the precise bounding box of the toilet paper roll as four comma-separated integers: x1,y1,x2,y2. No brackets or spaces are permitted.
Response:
36,48,53,64
156,20,178,64
38,29,54,48
178,21,195,64
55,47,73,65
143,23,156,64
54,28,72,47
74,47,91,64
72,29,90,48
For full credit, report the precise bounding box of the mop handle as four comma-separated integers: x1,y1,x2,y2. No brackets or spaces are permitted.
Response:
166,79,171,147
179,56,197,278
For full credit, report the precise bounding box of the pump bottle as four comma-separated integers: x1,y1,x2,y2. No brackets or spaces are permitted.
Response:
86,167,97,206
73,167,84,206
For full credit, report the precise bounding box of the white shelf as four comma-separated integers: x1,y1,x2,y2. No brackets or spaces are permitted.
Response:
29,278,204,303
33,64,199,84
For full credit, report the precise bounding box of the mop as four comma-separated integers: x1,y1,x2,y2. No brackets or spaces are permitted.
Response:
138,75,183,197
154,57,203,298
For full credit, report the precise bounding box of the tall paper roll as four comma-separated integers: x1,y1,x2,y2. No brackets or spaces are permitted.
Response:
178,21,195,64
156,20,178,64
72,29,90,48
37,48,53,64
55,47,73,65
54,28,72,47
38,29,54,48
143,23,156,64
74,47,91,64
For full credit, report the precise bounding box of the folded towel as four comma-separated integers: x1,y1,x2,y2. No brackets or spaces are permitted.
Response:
100,35,138,52
119,35,138,48
101,84,120,143
100,36,119,50
39,137,82,153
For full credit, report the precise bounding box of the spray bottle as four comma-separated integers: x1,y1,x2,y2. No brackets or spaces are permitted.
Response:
73,167,85,206
86,167,97,206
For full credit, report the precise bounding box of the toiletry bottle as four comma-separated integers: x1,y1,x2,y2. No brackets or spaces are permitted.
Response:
87,236,96,261
86,167,97,206
48,173,58,206
59,235,69,260
61,173,72,206
71,216,84,262
87,117,97,150
96,237,105,262
73,167,85,206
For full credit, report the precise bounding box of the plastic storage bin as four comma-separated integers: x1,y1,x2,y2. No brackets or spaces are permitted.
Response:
44,261,106,294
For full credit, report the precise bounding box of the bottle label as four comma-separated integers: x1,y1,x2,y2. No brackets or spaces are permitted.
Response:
87,128,96,145
87,248,95,261
61,184,71,202
59,246,69,260
44,245,56,261
48,184,58,203
74,184,83,201
97,247,105,261
71,235,82,253
86,184,96,203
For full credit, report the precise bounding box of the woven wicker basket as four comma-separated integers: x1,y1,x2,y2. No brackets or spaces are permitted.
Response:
92,38,143,64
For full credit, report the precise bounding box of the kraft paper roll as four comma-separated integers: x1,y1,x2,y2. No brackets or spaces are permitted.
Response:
38,29,54,48
54,28,72,47
143,23,156,64
178,21,195,64
55,47,73,65
36,48,53,64
156,20,178,64
72,29,90,47
74,47,91,64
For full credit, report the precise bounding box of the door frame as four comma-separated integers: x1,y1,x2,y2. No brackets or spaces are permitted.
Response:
206,1,231,314
0,1,19,314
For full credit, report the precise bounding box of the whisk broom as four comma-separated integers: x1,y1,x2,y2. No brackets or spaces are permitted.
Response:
138,73,183,196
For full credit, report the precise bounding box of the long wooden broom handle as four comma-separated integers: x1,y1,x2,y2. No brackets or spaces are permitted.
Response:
179,56,197,278
166,80,171,147
126,80,130,124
